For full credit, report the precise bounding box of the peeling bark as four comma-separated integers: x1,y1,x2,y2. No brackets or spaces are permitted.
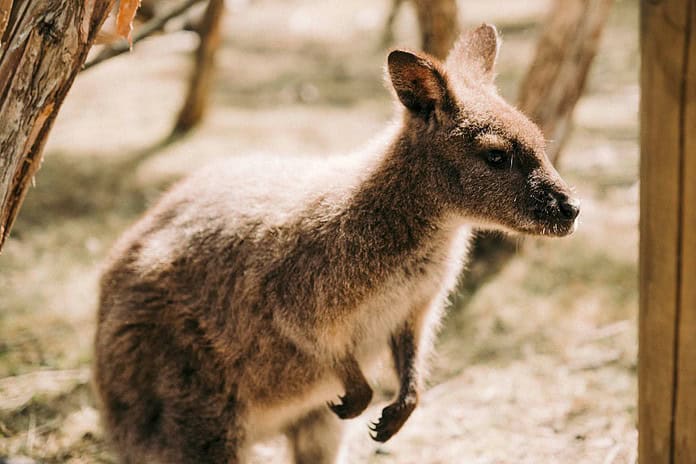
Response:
0,0,115,251
83,0,204,71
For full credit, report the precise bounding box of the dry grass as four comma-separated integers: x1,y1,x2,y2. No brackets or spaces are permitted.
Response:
0,0,638,462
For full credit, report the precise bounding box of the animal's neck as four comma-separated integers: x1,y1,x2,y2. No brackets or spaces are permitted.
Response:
263,125,464,341
338,126,446,265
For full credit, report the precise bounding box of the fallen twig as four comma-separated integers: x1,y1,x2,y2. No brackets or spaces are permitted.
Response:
0,368,90,412
580,320,631,345
603,443,624,464
570,350,623,372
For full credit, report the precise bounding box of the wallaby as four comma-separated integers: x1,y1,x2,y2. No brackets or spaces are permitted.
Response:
94,24,580,464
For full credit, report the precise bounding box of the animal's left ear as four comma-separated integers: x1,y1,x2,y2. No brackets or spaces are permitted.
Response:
446,24,500,83
388,50,450,116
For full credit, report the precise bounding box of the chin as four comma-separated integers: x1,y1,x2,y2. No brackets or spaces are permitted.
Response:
467,217,578,238
493,218,577,237
529,219,578,237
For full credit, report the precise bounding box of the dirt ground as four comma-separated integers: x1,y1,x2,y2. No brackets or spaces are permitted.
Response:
0,0,639,462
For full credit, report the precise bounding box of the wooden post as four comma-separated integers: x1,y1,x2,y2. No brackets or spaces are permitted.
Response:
0,0,115,252
640,0,695,463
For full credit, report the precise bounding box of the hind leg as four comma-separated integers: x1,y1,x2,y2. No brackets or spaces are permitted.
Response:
96,336,244,463
101,389,244,464
286,408,346,464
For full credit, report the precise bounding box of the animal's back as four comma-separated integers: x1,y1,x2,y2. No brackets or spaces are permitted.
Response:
99,152,368,302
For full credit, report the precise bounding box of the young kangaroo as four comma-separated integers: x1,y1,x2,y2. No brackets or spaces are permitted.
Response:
94,24,579,464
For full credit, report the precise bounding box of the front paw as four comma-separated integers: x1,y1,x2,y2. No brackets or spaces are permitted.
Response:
369,395,417,442
327,386,373,419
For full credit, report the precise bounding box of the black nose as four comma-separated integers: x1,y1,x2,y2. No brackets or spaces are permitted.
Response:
559,196,580,220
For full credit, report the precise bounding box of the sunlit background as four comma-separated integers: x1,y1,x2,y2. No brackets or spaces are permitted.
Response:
0,0,638,462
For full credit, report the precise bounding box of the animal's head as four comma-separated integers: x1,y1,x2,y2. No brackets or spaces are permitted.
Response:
387,24,579,237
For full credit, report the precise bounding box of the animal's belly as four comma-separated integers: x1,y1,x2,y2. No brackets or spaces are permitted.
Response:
348,272,446,353
245,377,341,441
244,348,387,442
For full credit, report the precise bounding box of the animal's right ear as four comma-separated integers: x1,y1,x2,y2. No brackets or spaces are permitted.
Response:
446,24,500,84
388,50,449,116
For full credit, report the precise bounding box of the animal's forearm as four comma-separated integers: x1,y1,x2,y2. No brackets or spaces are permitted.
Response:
389,323,421,403
369,316,423,442
327,354,373,419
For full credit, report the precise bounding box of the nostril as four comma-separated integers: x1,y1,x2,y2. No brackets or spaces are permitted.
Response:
560,197,580,220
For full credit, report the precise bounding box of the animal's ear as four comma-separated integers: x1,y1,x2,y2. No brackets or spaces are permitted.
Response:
388,50,449,115
446,23,500,83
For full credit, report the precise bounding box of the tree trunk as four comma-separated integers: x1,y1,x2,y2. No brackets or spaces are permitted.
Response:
518,0,613,165
380,0,405,48
0,0,115,252
172,0,224,134
412,0,459,59
457,0,613,296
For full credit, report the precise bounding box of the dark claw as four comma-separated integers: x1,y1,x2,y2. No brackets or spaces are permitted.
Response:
327,389,372,419
326,395,345,410
327,396,352,419
368,398,417,443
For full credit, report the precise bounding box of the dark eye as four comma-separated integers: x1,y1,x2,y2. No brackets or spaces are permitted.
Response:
485,150,509,168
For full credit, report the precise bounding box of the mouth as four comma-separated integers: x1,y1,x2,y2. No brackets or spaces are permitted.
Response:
472,212,579,238
525,198,580,237
512,216,578,237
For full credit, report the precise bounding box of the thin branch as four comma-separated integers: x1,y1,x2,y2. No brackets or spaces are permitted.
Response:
82,0,204,71
380,0,404,48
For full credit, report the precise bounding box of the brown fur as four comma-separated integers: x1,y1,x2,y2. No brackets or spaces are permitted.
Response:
94,24,579,463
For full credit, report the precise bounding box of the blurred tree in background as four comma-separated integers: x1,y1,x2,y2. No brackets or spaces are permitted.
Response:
460,0,613,299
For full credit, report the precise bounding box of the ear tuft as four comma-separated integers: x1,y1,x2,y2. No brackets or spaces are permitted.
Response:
446,23,500,83
387,50,448,115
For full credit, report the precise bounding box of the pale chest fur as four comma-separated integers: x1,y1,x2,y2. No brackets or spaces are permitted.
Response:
316,223,473,361
246,225,472,442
